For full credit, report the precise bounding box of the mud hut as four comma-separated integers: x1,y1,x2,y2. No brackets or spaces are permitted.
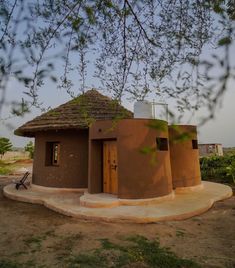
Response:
15,89,202,199
15,89,133,188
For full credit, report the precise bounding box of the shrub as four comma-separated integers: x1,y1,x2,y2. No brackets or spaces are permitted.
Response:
24,141,34,159
200,154,235,185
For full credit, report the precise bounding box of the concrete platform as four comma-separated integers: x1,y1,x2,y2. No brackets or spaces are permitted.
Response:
3,182,233,223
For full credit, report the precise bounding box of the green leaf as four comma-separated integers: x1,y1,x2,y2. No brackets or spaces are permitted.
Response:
213,3,224,14
104,0,113,8
139,146,155,155
218,37,231,46
72,17,82,30
85,6,96,25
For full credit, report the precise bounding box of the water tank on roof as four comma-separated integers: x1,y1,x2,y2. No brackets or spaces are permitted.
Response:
134,101,153,119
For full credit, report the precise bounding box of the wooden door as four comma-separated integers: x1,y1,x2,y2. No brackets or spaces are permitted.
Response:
103,141,118,194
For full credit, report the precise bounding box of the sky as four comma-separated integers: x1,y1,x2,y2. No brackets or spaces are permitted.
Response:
0,9,234,148
194,84,234,146
0,71,234,148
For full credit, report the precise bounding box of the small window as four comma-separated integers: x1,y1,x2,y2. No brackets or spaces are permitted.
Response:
156,138,168,151
45,142,60,166
192,140,198,149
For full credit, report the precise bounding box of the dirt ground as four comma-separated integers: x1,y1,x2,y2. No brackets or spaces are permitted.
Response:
0,177,234,268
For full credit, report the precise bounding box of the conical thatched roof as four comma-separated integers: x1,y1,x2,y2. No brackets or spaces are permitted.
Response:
15,89,133,137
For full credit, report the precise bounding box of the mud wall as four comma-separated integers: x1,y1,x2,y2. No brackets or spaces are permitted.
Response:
33,129,88,188
169,125,201,188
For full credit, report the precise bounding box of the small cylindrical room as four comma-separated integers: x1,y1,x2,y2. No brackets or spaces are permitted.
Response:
89,119,173,199
169,125,201,188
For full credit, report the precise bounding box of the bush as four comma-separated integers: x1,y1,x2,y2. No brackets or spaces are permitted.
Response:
200,154,235,185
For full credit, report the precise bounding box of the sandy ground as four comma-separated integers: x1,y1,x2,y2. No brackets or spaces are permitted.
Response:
0,176,234,268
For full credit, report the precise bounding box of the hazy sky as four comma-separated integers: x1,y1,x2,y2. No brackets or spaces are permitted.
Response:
1,76,234,148
0,40,234,148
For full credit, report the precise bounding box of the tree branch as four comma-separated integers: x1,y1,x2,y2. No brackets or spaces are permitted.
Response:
0,0,18,44
125,0,158,47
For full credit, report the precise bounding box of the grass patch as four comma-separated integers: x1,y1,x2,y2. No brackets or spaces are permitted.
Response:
0,160,15,175
23,230,57,251
23,235,46,251
52,233,83,251
68,254,107,268
11,251,26,257
44,230,56,237
0,260,20,268
0,259,45,268
0,166,11,175
0,159,28,175
0,160,6,165
61,233,83,251
50,233,83,261
67,235,200,268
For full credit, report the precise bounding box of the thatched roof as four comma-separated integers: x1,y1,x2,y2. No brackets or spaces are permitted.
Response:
15,89,133,137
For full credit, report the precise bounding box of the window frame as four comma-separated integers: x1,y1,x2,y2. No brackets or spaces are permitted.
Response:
45,142,61,166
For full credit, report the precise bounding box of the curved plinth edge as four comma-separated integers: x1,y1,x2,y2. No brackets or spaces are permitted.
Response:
31,184,86,193
3,181,233,223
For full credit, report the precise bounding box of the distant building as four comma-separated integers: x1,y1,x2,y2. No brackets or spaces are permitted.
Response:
198,143,223,157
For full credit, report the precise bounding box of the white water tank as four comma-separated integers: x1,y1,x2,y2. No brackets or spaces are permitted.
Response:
134,101,153,119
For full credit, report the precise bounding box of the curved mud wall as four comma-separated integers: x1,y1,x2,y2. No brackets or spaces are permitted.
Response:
169,125,201,188
117,120,173,199
33,130,88,188
89,119,173,199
